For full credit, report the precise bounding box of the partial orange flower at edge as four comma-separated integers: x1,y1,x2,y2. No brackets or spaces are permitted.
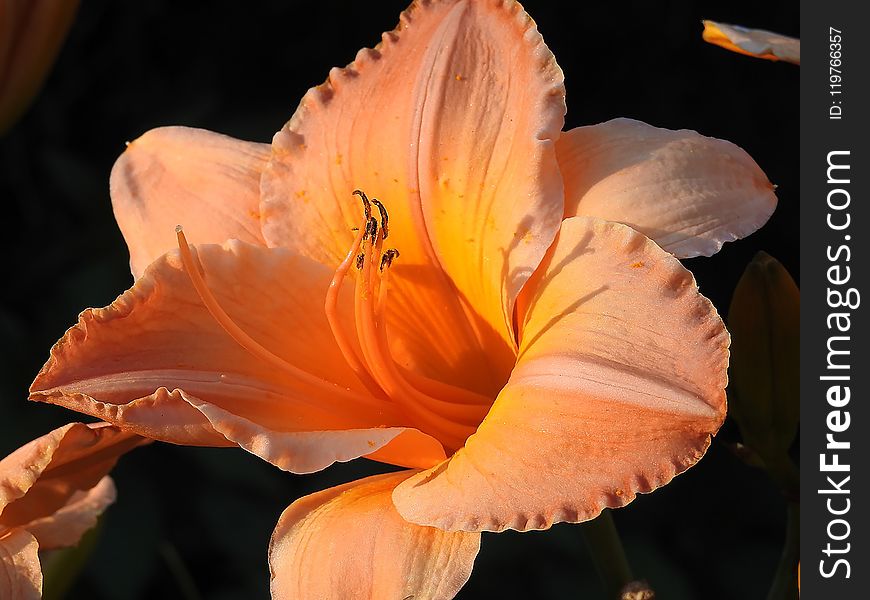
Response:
0,422,143,599
702,20,800,65
30,0,778,596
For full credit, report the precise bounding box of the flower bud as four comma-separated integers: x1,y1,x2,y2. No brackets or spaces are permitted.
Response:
727,252,799,465
0,0,80,133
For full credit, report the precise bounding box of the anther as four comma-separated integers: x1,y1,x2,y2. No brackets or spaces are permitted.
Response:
379,248,400,272
353,189,372,221
355,253,365,270
371,199,389,240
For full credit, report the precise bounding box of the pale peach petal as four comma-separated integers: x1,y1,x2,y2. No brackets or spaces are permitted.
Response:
364,429,450,471
270,471,479,600
0,529,41,600
30,388,231,448
394,217,727,531
261,0,565,394
414,1,566,348
111,126,269,279
31,241,441,471
0,426,63,516
187,398,446,473
557,118,777,258
0,423,139,530
24,476,115,550
702,20,800,65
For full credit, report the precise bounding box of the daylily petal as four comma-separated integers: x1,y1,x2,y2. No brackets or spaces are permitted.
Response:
414,1,566,347
188,399,446,473
23,476,115,550
30,241,445,471
0,529,41,600
261,0,566,393
270,471,480,600
394,217,727,531
0,423,139,529
556,118,777,258
111,126,269,279
702,20,800,65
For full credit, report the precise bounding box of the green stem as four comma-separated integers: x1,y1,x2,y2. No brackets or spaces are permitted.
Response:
581,510,633,598
766,502,800,600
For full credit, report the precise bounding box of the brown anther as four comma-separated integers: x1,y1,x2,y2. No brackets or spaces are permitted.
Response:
353,190,372,221
379,248,400,272
362,215,377,242
371,199,389,240
355,253,365,270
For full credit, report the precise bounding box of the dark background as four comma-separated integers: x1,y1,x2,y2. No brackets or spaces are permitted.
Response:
1,1,798,598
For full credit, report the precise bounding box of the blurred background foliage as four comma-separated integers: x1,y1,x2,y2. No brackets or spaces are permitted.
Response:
1,1,797,598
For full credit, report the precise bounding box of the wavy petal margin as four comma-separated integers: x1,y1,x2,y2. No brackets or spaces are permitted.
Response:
394,218,727,531
557,118,777,258
270,471,479,599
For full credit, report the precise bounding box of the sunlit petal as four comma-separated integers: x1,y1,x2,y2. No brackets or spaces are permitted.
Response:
414,1,566,348
261,0,566,393
111,126,269,278
30,241,443,471
189,399,446,473
270,471,479,599
394,217,727,531
557,118,777,258
0,529,41,600
0,423,139,529
23,476,115,550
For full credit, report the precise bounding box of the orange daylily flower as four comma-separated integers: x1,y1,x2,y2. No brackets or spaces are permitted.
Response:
702,20,800,65
30,0,777,595
0,422,142,599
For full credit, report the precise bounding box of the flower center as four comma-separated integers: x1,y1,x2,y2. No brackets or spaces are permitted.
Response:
324,190,490,450
173,191,491,452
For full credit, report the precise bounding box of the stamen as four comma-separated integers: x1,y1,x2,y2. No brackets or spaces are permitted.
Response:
330,191,493,449
374,249,491,407
353,189,372,221
349,238,471,447
379,248,399,272
352,232,484,429
174,226,383,408
371,199,389,240
375,253,393,322
323,223,387,398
